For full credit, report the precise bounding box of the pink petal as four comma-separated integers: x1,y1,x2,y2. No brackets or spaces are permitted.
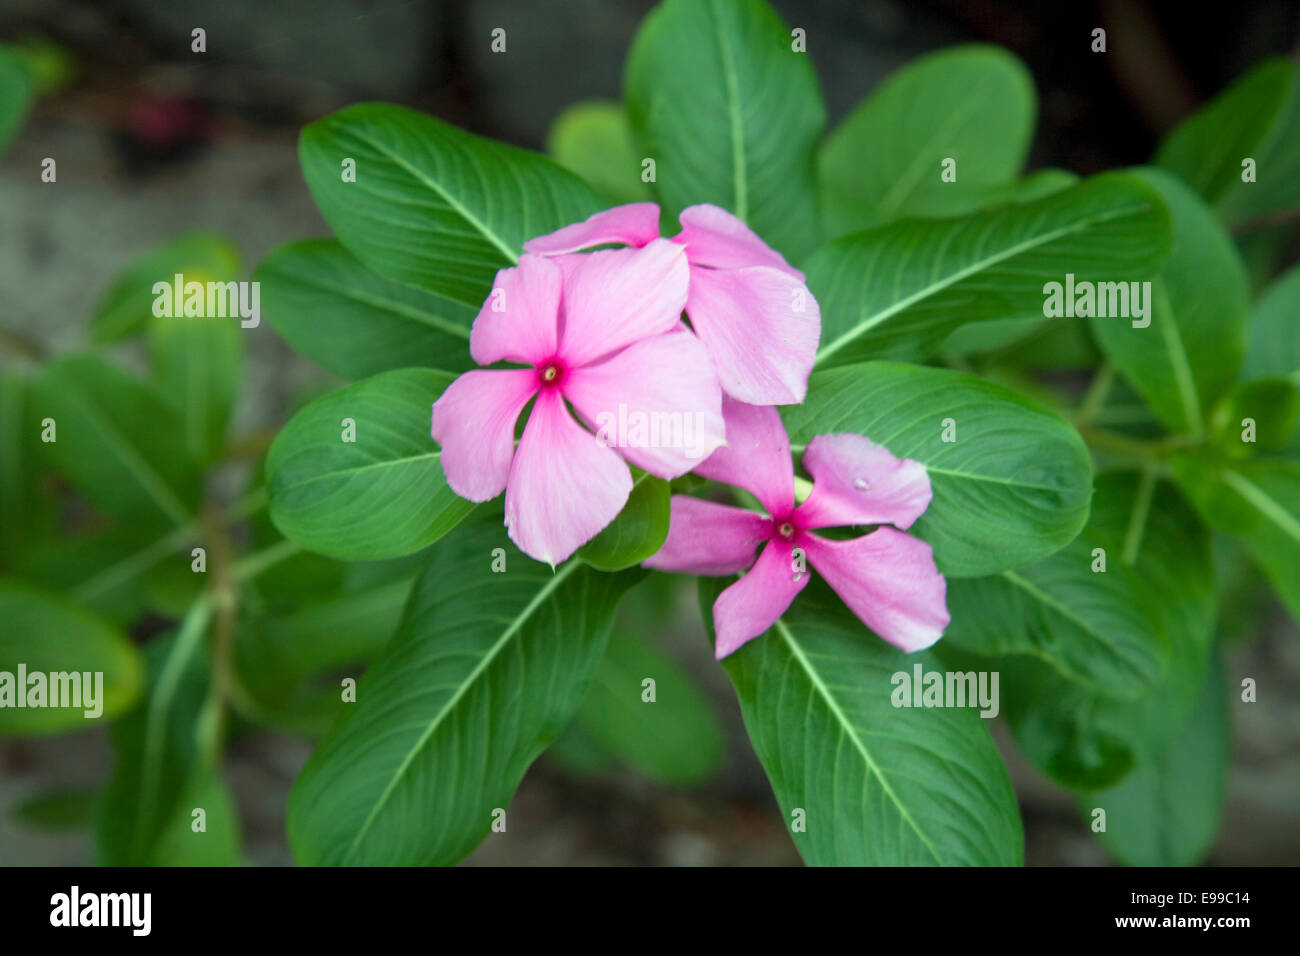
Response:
674,204,803,280
712,539,809,658
684,264,820,405
803,529,949,652
795,434,934,531
558,239,690,368
563,329,725,478
522,203,662,255
504,388,632,564
694,397,795,518
642,497,771,575
431,369,537,502
469,254,562,366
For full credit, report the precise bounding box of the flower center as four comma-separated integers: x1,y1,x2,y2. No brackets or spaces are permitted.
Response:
776,521,795,540
538,360,564,388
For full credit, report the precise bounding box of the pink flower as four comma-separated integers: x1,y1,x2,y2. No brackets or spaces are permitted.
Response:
644,398,949,658
432,241,726,565
524,203,820,406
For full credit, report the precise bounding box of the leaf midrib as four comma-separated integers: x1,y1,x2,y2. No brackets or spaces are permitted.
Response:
340,560,582,863
815,199,1151,363
772,617,945,864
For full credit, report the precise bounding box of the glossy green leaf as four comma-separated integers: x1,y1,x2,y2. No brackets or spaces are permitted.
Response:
578,472,670,571
34,354,201,529
625,0,825,260
1090,168,1247,437
1209,378,1300,454
1244,261,1300,380
810,172,1172,366
546,100,652,204
288,516,642,865
0,365,57,566
1171,456,1300,625
257,239,476,380
0,581,143,735
149,312,243,465
1084,654,1228,866
89,235,242,343
267,368,475,560
782,362,1093,576
1155,58,1300,225
706,576,1022,865
299,103,604,308
820,44,1035,234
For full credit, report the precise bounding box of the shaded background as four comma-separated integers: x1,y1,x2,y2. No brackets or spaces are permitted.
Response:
2,0,1298,865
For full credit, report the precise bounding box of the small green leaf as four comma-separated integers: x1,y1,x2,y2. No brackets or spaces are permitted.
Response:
820,44,1035,234
0,581,143,736
706,576,1022,865
287,516,642,865
1090,168,1248,437
12,787,97,831
546,100,653,204
0,365,57,566
782,362,1093,576
0,44,33,154
625,0,826,261
34,354,201,529
257,239,476,380
1209,378,1300,454
1155,58,1300,225
267,367,476,560
578,472,670,571
90,235,242,343
149,312,243,465
299,103,604,308
809,172,1172,366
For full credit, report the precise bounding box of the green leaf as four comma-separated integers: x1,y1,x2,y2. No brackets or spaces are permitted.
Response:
1155,58,1300,225
0,44,33,154
148,312,243,464
546,100,653,204
1244,261,1300,380
1084,654,1228,866
1090,168,1247,437
810,172,1172,366
267,367,476,560
568,629,723,786
625,0,825,260
820,44,1034,234
34,354,201,529
0,582,143,735
1208,378,1300,454
943,528,1168,700
257,239,476,380
782,362,1093,576
706,576,1022,865
142,770,243,866
89,235,242,343
578,472,670,571
299,103,604,308
287,516,642,865
1171,456,1300,626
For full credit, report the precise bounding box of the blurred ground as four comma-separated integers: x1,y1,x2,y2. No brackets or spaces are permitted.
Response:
2,0,1298,866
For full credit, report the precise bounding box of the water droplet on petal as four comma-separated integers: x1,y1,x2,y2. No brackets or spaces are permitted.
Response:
852,477,869,491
